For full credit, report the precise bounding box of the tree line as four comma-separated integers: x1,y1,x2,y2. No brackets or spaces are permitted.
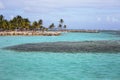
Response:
0,15,67,31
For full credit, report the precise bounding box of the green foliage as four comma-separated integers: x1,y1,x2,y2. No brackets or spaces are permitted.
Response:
0,15,67,31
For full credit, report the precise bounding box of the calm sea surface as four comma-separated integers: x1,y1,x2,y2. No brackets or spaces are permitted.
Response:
0,32,120,80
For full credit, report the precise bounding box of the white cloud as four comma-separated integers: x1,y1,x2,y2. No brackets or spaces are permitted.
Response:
22,0,120,13
0,1,5,9
2,0,120,13
3,0,119,11
24,0,120,8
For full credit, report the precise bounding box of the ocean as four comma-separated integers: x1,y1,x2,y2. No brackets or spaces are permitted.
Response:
0,31,120,80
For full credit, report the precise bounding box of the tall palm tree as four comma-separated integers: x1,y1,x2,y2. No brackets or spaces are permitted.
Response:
16,15,23,30
2,20,9,30
8,20,15,31
12,17,19,30
58,24,62,30
0,15,4,30
58,19,64,30
32,21,38,31
60,19,64,24
38,19,43,25
22,18,30,30
0,15,4,21
38,19,43,30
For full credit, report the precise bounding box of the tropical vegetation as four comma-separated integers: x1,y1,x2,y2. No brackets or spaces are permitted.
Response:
0,15,67,31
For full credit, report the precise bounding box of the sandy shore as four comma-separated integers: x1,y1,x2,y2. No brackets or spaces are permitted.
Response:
0,30,99,36
0,31,61,36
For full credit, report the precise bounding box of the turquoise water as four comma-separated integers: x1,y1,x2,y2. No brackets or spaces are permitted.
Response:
0,32,120,80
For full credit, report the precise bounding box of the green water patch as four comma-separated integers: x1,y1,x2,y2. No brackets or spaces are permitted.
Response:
3,40,120,53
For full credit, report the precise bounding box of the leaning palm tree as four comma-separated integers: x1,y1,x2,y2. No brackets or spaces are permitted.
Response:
49,23,55,30
38,19,43,25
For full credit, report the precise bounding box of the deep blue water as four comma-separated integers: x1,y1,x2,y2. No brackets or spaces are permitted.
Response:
0,32,120,80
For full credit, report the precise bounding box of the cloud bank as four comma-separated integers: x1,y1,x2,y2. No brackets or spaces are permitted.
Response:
2,0,120,12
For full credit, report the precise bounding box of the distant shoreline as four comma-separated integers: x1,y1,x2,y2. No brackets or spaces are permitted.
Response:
67,30,99,33
0,30,99,36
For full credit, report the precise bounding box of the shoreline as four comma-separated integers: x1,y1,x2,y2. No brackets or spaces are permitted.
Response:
0,31,61,36
0,30,99,36
67,30,99,33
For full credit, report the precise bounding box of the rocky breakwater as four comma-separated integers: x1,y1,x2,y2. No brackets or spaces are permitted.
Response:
67,30,99,33
0,31,61,36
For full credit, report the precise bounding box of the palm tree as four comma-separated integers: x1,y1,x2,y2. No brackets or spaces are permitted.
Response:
16,15,22,19
32,21,38,31
60,19,64,24
16,15,23,29
58,19,64,30
0,15,67,31
63,25,67,30
58,24,62,30
2,20,9,30
12,15,23,29
38,19,43,30
8,21,15,31
0,15,4,21
22,18,30,30
38,19,43,25
49,23,55,30
12,16,19,30
0,15,4,31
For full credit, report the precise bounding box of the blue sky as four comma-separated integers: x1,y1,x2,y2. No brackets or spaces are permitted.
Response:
0,0,120,30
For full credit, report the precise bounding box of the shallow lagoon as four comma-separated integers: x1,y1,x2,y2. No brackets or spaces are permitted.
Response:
0,32,120,80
